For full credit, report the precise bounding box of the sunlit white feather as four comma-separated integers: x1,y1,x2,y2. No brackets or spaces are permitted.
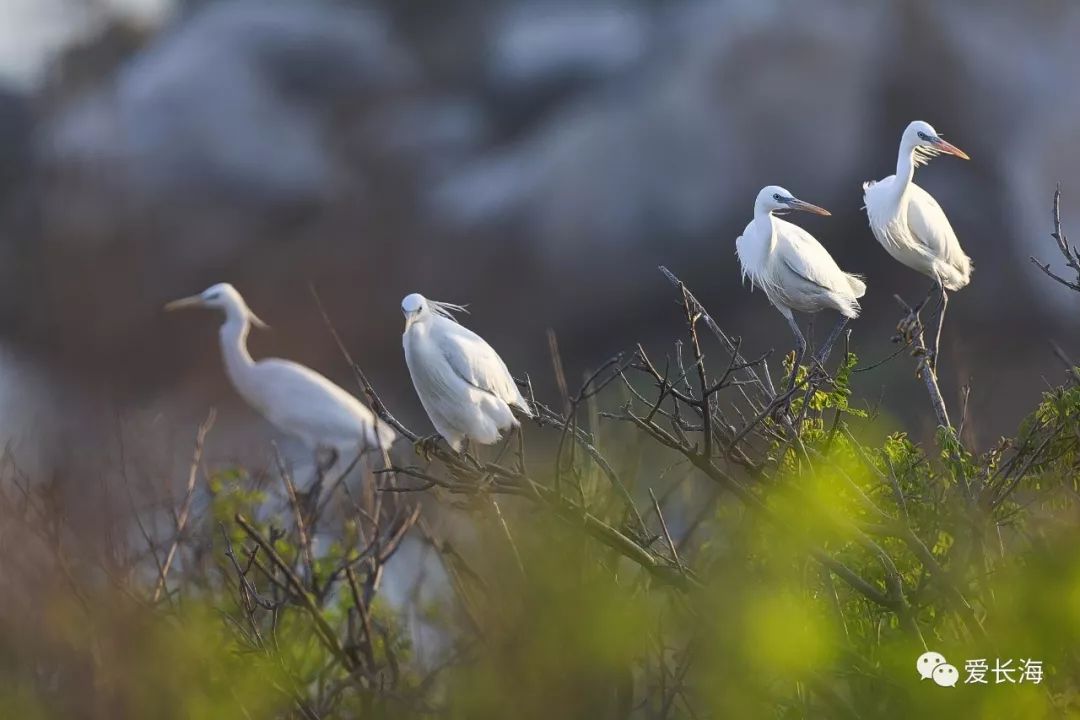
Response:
736,186,865,321
863,120,972,291
401,293,531,452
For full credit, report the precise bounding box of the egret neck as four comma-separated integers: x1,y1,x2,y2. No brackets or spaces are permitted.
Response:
748,198,779,269
218,302,257,398
889,138,918,209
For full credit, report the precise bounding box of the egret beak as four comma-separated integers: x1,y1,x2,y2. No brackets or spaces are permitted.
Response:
164,295,204,312
934,137,970,160
403,311,417,331
789,198,832,217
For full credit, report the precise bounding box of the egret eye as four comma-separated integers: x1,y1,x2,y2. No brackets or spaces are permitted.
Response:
773,193,782,201
204,292,220,301
917,131,932,142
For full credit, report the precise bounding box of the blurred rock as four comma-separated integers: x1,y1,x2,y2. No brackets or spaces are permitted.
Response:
0,88,33,192
433,1,886,259
0,86,35,333
361,95,490,172
485,1,652,128
21,0,422,369
44,0,418,208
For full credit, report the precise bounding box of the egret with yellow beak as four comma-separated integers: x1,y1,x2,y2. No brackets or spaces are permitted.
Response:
863,120,972,367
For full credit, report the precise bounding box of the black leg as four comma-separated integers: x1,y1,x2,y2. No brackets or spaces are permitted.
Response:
317,446,339,478
814,316,850,366
912,280,940,315
898,281,942,338
784,311,807,393
301,447,335,526
930,283,948,372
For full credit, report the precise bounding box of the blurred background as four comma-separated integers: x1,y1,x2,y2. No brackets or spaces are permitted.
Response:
2,0,1079,479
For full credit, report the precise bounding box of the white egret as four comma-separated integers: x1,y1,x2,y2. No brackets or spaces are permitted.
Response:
736,186,866,390
401,293,531,453
165,283,396,469
863,120,971,365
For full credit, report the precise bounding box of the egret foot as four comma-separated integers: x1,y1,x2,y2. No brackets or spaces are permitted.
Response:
910,346,934,378
414,434,442,461
923,348,938,376
896,311,922,339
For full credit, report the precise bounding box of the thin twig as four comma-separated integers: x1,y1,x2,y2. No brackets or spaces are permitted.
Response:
153,408,216,603
649,488,683,572
1030,186,1080,292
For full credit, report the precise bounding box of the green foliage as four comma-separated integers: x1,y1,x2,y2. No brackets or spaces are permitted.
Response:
3,356,1080,718
0,595,293,719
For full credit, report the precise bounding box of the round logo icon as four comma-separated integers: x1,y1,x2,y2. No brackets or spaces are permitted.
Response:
916,651,947,680
932,663,959,687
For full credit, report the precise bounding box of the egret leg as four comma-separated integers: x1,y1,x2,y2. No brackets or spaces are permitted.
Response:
783,311,807,393
315,449,366,519
930,283,948,372
315,446,339,478
297,446,336,526
911,281,940,316
898,282,942,338
814,316,850,367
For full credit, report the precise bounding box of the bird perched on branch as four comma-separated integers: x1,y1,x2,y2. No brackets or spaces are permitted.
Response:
401,293,531,453
736,185,866,390
863,120,971,366
165,283,396,468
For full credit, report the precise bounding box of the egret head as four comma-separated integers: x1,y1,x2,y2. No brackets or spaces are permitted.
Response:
754,185,831,217
401,293,428,329
401,293,468,330
164,283,269,328
903,120,969,165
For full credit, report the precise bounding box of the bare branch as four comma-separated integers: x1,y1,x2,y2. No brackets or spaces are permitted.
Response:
153,408,216,603
1030,186,1080,292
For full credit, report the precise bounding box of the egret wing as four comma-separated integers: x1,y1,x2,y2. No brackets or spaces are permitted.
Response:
905,184,965,266
432,319,529,412
774,220,863,297
251,360,390,447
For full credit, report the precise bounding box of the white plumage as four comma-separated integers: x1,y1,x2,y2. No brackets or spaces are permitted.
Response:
401,293,531,452
165,283,396,460
863,120,972,291
736,185,866,320
736,186,865,384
